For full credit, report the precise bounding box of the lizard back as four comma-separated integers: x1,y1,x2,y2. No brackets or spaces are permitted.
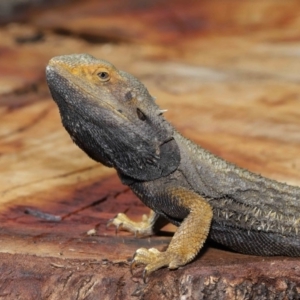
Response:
175,132,300,255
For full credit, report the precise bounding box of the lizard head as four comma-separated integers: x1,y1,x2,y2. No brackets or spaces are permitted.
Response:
46,54,180,181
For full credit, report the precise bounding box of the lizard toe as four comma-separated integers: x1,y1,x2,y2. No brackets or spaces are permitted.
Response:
107,213,154,237
131,247,184,279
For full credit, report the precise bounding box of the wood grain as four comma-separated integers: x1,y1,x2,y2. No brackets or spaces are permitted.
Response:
0,0,300,298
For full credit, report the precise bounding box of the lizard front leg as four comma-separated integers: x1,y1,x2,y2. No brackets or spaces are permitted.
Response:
132,187,213,278
107,210,161,237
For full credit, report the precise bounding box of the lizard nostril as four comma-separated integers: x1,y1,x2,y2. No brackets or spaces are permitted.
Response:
125,91,133,101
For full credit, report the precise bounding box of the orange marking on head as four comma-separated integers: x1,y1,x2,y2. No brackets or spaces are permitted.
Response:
49,55,122,85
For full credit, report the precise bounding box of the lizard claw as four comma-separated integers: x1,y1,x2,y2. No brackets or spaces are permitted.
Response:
106,216,117,228
130,247,181,280
115,223,122,235
130,252,149,283
107,216,122,235
142,269,149,284
130,257,137,276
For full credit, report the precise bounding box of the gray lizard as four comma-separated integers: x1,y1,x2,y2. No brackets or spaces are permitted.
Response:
46,54,300,277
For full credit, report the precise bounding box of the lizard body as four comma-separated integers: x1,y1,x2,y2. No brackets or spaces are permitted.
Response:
46,54,300,276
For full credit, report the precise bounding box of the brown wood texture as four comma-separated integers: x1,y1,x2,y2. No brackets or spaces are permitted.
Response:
1,0,300,299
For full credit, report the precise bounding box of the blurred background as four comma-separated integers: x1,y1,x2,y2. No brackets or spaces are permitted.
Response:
1,0,300,187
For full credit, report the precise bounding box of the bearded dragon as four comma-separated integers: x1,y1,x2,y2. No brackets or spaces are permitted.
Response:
46,54,300,279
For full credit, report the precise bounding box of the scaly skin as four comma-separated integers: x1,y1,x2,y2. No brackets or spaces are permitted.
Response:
46,54,300,278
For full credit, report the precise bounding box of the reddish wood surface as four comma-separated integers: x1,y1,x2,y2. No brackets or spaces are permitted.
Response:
0,0,300,299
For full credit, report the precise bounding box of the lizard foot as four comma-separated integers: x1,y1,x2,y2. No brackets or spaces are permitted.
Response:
107,212,155,237
131,247,184,281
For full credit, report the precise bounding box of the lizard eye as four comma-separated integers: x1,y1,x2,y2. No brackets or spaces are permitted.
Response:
136,108,146,121
97,71,110,82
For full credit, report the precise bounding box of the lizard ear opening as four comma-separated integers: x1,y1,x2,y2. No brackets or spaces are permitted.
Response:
136,108,147,121
116,137,181,181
